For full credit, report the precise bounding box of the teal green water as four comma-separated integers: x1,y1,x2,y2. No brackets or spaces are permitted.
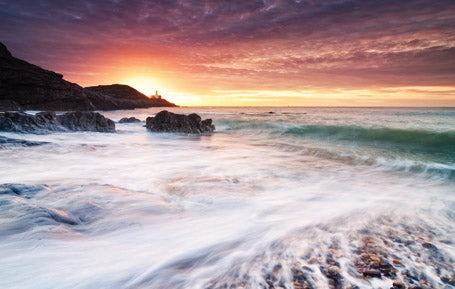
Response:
203,107,455,180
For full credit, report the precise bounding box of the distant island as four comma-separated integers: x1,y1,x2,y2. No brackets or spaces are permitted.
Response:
0,42,176,111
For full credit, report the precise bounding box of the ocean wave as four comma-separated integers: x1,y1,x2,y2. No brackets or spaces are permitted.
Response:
304,147,455,181
218,119,455,180
283,125,455,151
219,119,454,154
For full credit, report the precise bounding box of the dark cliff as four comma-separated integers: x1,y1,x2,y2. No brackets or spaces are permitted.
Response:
84,84,176,109
0,42,177,111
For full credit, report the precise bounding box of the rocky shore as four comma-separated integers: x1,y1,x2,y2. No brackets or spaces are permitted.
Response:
0,110,215,135
0,111,115,133
205,216,454,289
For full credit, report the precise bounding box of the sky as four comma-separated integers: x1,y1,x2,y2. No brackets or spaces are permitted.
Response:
1,0,454,106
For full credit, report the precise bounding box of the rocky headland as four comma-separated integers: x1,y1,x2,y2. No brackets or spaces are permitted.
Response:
0,42,176,111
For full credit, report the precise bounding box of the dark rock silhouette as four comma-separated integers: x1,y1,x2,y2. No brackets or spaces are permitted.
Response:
119,117,141,123
146,110,215,134
0,42,176,111
0,111,115,133
84,84,176,110
56,111,116,132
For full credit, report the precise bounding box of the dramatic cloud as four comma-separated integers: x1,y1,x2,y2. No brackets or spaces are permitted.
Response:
0,0,454,105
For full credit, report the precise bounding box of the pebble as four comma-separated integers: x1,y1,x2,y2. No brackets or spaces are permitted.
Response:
422,243,437,250
363,270,382,278
391,281,406,289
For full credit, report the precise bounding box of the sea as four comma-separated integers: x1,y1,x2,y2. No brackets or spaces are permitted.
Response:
0,107,454,289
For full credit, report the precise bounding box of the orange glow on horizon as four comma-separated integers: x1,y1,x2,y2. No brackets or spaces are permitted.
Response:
123,77,159,97
59,46,455,108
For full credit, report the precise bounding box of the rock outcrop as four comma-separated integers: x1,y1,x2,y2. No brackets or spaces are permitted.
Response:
56,111,116,132
146,110,215,134
0,111,115,133
119,117,141,123
0,42,177,111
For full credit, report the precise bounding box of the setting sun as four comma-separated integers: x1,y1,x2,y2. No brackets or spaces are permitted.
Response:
123,77,159,98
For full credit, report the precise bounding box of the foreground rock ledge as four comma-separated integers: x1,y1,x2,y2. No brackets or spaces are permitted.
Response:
146,110,215,134
0,111,115,133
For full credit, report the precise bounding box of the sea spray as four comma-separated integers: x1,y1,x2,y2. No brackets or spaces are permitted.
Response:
0,107,454,289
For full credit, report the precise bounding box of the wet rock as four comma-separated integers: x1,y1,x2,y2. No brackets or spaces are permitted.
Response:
119,117,141,123
146,110,215,134
0,111,62,132
379,259,395,277
0,111,115,133
391,281,406,289
360,253,369,260
69,202,102,223
363,270,381,278
292,267,314,289
422,242,437,250
441,276,455,286
323,265,343,289
57,111,115,132
369,255,381,268
0,136,49,147
0,184,49,198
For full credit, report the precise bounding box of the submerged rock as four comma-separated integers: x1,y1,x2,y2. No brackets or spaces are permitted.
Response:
0,111,115,133
422,242,437,250
0,183,49,199
146,110,215,134
119,117,141,123
0,136,49,147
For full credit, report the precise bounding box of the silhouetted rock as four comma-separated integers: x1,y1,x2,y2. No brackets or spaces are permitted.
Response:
85,85,175,107
146,110,215,134
119,117,141,123
0,111,115,133
56,111,115,132
0,42,177,111
0,43,96,111
0,111,62,132
0,42,12,57
0,100,22,111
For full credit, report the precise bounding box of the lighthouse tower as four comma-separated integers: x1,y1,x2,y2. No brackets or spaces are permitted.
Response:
153,90,162,99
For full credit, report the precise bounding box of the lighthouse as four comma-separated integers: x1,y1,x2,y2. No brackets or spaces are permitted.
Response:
153,90,162,99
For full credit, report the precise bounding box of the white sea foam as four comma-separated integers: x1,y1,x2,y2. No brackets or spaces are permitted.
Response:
0,107,454,289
